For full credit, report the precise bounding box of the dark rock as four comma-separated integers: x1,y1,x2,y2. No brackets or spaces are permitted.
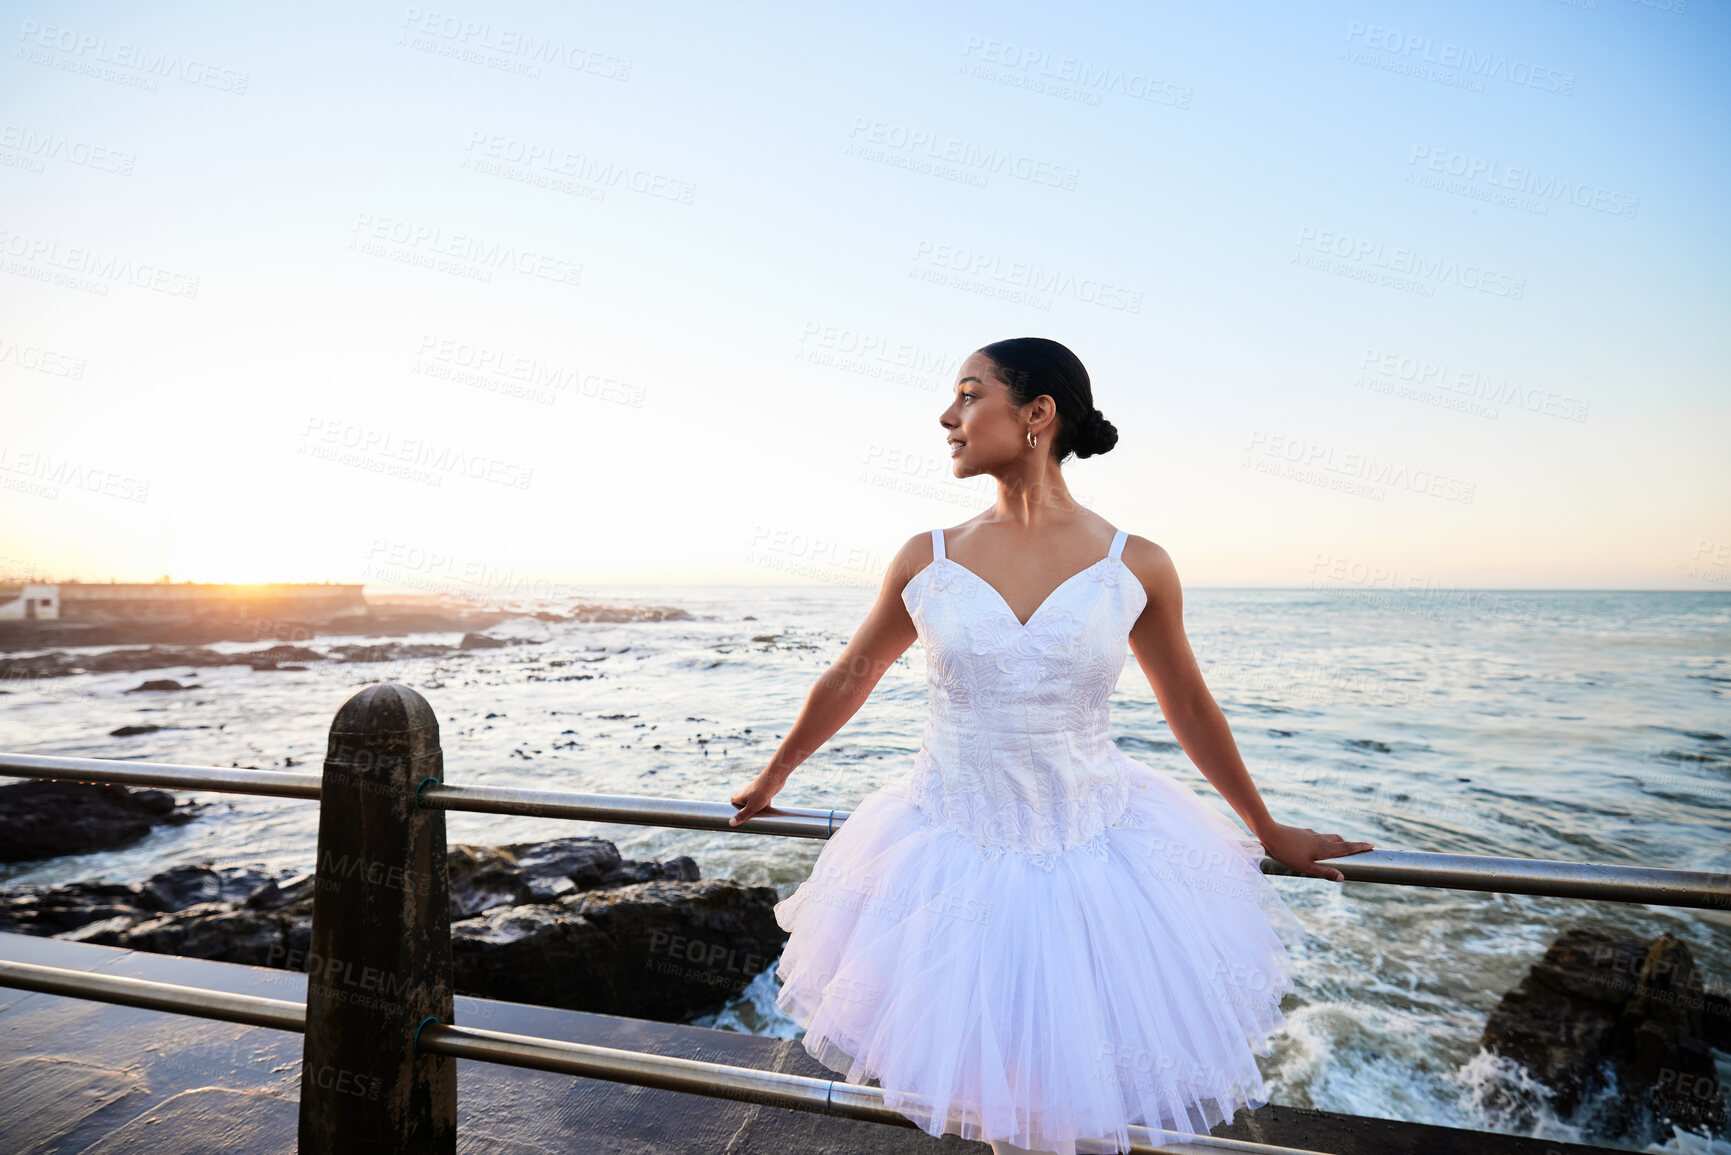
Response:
460,632,509,649
119,901,309,968
0,863,272,937
0,836,752,1025
84,647,248,674
57,914,141,944
0,880,147,936
125,678,199,692
567,603,695,623
1479,925,1728,1142
110,724,165,737
1,644,332,679
243,872,317,911
0,609,513,653
454,837,702,909
514,836,700,899
0,651,81,681
0,779,197,863
139,864,277,912
326,642,458,664
599,855,700,889
235,644,326,671
448,844,533,918
450,878,785,1022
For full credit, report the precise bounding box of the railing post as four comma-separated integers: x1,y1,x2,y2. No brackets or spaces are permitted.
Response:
299,683,456,1153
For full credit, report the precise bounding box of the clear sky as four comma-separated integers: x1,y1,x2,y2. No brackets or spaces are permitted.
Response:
2,0,1726,591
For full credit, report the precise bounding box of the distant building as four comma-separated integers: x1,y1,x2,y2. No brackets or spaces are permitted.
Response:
0,582,368,622
0,583,60,619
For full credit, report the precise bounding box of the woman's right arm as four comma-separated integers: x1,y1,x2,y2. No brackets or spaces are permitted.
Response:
727,532,931,826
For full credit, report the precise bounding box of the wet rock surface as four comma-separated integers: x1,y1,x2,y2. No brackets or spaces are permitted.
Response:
1479,924,1730,1143
0,780,202,864
0,602,701,672
566,603,694,623
452,877,780,1022
0,836,780,1024
0,609,516,653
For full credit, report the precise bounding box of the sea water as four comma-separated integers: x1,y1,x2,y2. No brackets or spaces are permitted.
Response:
1,586,1726,1150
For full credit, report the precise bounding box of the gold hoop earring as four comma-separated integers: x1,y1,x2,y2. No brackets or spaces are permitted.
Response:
1026,429,1038,449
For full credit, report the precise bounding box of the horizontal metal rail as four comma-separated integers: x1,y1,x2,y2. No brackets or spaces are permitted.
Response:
3,752,1727,910
0,959,1329,1155
0,752,322,799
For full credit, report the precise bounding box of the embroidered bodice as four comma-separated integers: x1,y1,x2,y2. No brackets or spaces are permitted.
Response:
885,527,1152,872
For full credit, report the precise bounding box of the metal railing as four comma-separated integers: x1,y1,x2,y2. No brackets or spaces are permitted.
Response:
0,957,1318,1154
3,751,1725,909
1,682,1724,1154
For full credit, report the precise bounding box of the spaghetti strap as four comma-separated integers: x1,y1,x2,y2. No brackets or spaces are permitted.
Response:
1108,528,1127,562
931,527,946,562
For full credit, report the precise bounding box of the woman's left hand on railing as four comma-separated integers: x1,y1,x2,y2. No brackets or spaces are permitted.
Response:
728,767,789,826
1255,821,1375,882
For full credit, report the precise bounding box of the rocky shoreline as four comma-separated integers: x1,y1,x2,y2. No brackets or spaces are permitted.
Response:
0,601,701,683
0,601,699,654
1481,924,1730,1143
0,779,204,863
0,835,786,1025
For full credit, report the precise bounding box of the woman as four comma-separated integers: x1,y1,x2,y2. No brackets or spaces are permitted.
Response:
729,336,1372,1155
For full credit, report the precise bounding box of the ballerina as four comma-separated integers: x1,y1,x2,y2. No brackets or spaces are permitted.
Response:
729,336,1373,1155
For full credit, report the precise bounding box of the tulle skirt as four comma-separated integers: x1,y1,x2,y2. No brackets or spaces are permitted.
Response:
772,755,1308,1155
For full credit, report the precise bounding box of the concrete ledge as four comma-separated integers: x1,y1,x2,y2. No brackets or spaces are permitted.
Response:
0,932,1626,1154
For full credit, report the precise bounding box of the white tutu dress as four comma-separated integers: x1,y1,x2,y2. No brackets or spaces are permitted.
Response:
773,528,1308,1154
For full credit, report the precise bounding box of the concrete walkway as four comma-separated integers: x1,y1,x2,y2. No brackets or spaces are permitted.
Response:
0,931,1627,1154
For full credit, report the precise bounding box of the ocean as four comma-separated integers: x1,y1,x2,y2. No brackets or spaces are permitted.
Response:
2,585,1727,1151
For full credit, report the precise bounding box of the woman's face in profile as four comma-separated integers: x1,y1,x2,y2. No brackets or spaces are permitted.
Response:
942,351,1049,478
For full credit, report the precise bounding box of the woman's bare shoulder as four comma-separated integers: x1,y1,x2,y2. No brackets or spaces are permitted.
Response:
884,528,941,591
1118,533,1181,602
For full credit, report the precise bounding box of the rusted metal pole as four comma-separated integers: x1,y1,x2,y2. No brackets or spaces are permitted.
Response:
298,683,455,1153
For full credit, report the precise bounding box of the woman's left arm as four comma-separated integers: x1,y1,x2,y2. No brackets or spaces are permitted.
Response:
1121,536,1374,882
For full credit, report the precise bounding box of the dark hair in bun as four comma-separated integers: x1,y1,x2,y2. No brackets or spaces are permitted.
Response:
978,337,1119,462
